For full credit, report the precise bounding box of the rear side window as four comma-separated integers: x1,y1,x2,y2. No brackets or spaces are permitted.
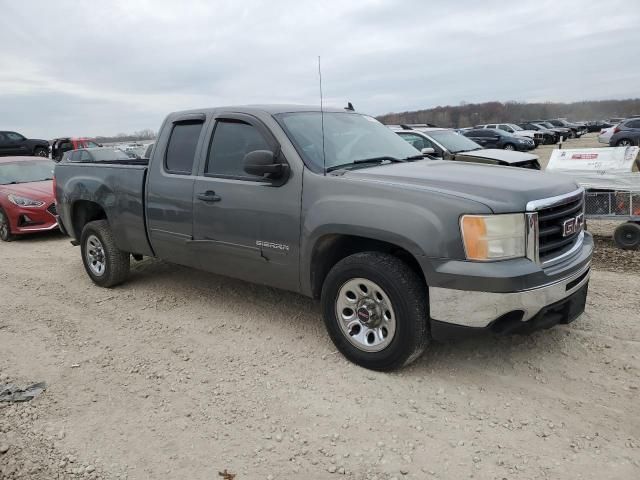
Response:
626,120,640,129
205,120,271,179
165,122,203,174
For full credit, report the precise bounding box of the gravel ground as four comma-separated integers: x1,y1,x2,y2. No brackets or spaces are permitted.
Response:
1,135,639,480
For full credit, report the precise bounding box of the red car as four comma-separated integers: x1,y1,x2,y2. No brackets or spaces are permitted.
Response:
0,156,58,241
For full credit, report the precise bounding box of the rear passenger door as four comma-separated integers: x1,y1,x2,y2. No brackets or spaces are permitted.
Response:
191,113,302,291
146,115,206,266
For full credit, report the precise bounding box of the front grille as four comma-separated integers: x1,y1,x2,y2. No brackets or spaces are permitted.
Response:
536,194,584,263
47,203,57,216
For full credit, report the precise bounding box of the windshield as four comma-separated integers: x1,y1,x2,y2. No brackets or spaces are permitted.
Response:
510,124,523,131
540,122,555,129
427,130,482,153
276,112,420,171
0,160,54,185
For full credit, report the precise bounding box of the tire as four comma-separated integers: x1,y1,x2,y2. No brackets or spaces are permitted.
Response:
80,220,130,287
503,143,515,151
613,222,640,250
0,208,15,242
616,139,633,147
321,252,429,371
33,147,48,158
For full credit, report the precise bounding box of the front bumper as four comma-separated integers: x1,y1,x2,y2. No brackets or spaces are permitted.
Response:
429,261,590,329
8,204,58,235
426,231,593,340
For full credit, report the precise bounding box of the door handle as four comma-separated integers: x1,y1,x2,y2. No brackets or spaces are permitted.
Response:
197,190,221,202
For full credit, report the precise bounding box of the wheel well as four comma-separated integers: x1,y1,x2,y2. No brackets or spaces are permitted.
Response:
71,200,107,240
310,234,426,299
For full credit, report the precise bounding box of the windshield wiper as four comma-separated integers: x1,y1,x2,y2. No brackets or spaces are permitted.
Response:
326,156,403,172
327,155,423,173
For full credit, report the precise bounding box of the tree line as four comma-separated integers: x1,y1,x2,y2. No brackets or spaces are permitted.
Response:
376,99,640,128
93,129,156,144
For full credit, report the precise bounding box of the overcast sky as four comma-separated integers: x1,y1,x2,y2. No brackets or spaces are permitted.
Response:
1,0,638,138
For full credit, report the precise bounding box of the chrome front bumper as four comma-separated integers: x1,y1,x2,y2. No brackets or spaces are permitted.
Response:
429,262,591,328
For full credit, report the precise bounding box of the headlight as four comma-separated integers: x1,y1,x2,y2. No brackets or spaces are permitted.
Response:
7,194,45,208
460,214,525,261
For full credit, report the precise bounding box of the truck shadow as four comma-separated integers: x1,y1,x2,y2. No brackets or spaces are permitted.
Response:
124,257,575,376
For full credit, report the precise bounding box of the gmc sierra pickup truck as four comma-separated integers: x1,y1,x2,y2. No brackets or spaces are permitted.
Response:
55,105,593,370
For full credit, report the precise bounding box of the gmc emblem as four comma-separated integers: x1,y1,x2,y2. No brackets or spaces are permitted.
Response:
562,213,584,237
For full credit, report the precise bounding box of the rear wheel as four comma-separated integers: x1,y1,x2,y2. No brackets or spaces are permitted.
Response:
80,220,130,287
0,208,15,242
321,252,429,371
613,222,640,250
616,139,634,147
504,143,515,151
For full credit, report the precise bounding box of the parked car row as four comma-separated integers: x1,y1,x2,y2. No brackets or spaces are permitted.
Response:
389,125,541,168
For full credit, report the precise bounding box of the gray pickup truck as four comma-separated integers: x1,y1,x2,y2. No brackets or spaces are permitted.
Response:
55,105,593,370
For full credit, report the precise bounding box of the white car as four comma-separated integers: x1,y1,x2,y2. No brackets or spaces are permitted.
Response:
598,125,618,144
476,123,543,145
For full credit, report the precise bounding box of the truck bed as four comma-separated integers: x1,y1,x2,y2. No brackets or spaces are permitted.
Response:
55,162,154,256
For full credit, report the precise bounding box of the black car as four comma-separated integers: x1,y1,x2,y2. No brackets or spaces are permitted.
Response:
0,131,49,157
608,118,640,146
518,123,558,144
544,119,585,138
463,128,536,151
585,120,613,133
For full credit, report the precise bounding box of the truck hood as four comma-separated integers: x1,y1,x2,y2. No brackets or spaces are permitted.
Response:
458,149,538,165
338,160,578,213
0,180,55,203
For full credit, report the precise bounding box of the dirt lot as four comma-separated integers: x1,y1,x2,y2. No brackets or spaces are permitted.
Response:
1,136,639,480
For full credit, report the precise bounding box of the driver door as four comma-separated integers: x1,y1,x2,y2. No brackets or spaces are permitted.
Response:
191,113,302,291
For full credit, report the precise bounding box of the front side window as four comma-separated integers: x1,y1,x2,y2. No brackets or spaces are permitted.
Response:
6,132,25,141
79,150,92,162
398,133,433,151
498,124,513,133
206,120,272,179
165,122,203,174
468,129,488,137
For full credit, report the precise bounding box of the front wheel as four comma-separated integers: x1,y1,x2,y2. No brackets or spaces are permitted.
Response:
0,208,15,242
321,252,429,371
33,147,48,157
616,139,633,147
80,220,130,287
613,222,640,250
503,143,515,151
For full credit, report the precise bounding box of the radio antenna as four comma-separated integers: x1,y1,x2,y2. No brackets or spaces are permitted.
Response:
318,56,327,175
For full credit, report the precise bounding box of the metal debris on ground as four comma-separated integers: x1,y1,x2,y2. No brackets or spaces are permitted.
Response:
0,382,46,402
218,469,236,479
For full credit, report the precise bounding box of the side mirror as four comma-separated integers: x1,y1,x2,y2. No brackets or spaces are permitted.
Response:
243,150,287,179
421,147,435,155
